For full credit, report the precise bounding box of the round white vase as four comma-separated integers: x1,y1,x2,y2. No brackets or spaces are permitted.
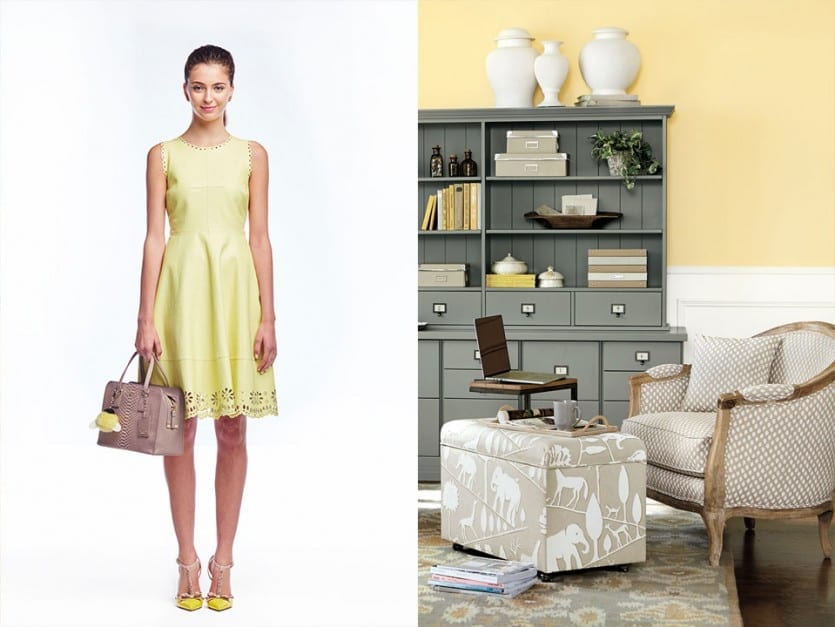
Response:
534,40,569,107
579,27,641,96
486,28,538,108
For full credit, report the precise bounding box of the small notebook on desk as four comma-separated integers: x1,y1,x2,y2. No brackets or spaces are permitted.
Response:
474,315,564,385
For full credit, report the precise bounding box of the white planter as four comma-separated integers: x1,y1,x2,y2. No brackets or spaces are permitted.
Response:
579,27,641,96
534,40,569,107
486,28,538,108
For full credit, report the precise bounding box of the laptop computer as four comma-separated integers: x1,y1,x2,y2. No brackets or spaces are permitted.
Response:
473,315,564,384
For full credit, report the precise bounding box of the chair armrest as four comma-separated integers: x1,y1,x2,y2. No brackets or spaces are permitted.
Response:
704,365,835,510
628,364,691,416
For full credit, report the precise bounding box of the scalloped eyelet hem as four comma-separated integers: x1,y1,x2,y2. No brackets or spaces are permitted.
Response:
184,388,277,419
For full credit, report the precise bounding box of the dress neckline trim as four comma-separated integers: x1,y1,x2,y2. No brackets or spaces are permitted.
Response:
177,135,233,150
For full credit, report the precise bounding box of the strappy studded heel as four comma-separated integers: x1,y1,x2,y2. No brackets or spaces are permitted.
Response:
175,557,203,611
206,555,234,611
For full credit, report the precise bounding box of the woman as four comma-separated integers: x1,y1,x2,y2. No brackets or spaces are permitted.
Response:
134,44,277,612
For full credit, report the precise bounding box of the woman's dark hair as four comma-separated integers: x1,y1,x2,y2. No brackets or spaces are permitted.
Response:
184,44,235,85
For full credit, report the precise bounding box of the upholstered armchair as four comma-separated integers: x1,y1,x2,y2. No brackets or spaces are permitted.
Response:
621,321,835,566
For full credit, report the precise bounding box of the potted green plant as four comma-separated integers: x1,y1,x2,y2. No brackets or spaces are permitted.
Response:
589,129,660,190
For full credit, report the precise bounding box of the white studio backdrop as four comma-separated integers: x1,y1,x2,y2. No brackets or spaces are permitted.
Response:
0,1,417,626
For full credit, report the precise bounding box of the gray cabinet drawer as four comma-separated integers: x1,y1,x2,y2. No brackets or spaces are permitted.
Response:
486,291,571,326
418,399,440,456
575,292,661,326
602,401,631,428
603,341,682,371
418,291,481,325
521,341,599,400
444,340,518,369
443,399,507,422
418,341,440,397
603,372,634,401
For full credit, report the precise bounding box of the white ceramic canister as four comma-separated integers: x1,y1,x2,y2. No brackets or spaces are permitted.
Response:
534,40,569,107
579,27,641,96
486,28,538,108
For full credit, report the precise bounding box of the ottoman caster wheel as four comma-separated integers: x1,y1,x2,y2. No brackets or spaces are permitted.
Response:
538,571,558,582
452,543,464,552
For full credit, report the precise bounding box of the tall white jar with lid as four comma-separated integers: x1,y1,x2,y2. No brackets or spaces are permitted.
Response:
579,27,641,96
486,28,538,108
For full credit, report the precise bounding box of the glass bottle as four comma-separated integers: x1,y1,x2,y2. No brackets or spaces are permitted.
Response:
430,145,444,177
448,154,459,177
461,148,478,177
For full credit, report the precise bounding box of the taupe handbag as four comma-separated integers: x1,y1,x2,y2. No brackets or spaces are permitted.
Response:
97,352,185,455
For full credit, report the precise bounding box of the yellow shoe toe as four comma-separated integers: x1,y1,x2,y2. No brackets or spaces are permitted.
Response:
206,596,233,612
176,597,203,611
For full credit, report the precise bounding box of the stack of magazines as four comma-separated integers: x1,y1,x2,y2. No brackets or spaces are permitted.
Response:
428,556,538,598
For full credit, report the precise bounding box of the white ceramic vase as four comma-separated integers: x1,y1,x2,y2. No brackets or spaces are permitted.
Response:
486,28,538,108
579,27,641,95
534,40,569,107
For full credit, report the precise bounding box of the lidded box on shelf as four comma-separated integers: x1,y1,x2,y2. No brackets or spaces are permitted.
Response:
587,249,647,288
506,129,559,153
495,153,568,177
418,263,468,287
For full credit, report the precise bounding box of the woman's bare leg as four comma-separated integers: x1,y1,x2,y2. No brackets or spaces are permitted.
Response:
164,417,200,596
210,414,247,597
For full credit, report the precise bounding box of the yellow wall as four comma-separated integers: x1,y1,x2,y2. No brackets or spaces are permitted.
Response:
419,0,835,267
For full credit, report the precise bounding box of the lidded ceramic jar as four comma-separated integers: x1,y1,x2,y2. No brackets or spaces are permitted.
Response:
486,28,538,108
492,252,528,275
537,266,564,287
579,27,641,96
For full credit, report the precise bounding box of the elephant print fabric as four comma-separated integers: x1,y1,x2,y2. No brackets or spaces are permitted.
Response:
440,419,647,573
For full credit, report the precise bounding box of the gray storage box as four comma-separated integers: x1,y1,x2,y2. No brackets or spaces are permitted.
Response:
495,153,568,177
506,129,559,153
418,263,468,287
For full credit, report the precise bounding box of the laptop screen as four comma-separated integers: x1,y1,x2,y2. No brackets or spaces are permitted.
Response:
473,315,511,378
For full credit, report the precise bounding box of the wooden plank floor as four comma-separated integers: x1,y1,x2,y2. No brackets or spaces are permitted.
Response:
724,515,834,626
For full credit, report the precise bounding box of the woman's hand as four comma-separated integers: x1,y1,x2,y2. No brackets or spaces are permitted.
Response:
135,320,162,362
253,320,277,374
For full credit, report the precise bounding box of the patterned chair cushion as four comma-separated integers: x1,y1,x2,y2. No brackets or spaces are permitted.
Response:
769,330,835,384
621,412,715,478
681,334,782,411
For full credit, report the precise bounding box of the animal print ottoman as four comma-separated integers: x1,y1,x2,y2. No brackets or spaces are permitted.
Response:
439,418,646,576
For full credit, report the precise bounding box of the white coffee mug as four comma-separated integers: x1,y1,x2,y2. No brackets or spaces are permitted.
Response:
553,399,582,430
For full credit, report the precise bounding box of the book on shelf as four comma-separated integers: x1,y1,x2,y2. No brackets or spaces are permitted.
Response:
469,182,479,229
429,556,537,585
575,94,641,107
486,273,536,288
454,184,464,230
420,194,437,231
463,183,470,230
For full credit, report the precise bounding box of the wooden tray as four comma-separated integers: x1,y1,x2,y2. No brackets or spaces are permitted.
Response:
481,415,618,437
523,211,622,229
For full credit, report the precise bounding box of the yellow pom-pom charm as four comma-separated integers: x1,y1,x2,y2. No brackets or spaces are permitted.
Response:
92,410,121,432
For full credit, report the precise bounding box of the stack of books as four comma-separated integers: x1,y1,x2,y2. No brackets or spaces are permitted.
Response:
486,273,536,288
588,248,647,287
420,183,481,231
428,556,538,598
575,94,641,107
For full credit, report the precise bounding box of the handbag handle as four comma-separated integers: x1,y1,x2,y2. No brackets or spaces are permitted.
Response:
119,352,172,389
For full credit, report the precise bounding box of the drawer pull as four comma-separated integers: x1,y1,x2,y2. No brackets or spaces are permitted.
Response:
432,303,447,316
474,350,481,361
521,303,536,316
610,303,626,317
635,351,650,364
554,365,569,376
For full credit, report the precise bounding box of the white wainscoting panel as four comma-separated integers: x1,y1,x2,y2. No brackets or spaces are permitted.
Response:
667,266,835,361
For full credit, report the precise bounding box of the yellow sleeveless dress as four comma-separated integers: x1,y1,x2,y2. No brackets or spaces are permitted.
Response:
152,135,277,418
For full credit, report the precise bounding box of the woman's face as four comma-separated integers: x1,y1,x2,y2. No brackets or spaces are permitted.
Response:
183,62,234,123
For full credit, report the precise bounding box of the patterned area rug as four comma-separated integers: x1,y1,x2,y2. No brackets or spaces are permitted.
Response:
418,485,742,626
